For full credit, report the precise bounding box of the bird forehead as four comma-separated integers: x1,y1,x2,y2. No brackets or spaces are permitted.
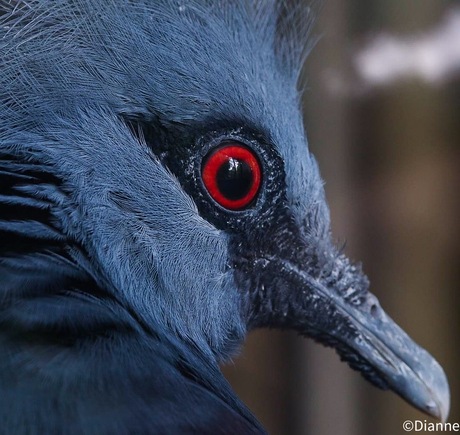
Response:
106,1,304,131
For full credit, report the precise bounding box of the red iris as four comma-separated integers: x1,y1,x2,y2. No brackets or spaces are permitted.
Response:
202,143,262,210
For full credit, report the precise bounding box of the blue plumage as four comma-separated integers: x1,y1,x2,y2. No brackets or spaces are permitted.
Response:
0,1,449,433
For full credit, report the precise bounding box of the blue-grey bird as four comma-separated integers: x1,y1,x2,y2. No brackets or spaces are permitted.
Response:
0,1,450,434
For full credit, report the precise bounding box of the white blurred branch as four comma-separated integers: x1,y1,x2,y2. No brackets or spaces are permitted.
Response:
321,7,460,97
356,7,460,86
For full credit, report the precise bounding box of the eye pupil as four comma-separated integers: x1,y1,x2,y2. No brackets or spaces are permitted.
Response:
202,143,262,210
216,157,253,201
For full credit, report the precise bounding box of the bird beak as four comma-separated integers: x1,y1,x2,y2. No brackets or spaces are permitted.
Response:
319,289,451,422
248,256,450,421
341,300,451,422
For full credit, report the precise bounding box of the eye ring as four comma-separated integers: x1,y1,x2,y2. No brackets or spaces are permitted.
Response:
202,143,262,210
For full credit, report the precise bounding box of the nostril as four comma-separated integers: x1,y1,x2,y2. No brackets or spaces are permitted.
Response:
370,303,378,318
364,294,381,318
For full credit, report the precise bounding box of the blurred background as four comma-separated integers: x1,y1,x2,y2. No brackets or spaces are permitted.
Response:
223,1,460,434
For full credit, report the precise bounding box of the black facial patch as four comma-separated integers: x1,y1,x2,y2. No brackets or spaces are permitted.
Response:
126,117,289,233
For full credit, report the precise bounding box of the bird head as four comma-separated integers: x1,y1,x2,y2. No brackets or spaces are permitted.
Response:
0,0,449,423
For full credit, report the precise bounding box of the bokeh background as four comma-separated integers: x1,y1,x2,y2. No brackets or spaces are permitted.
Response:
223,1,460,434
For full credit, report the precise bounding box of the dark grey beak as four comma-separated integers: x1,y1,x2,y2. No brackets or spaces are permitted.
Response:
249,255,450,421
331,290,450,422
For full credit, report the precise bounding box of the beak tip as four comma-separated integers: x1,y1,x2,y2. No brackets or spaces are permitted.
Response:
423,366,450,423
425,398,449,423
435,390,450,424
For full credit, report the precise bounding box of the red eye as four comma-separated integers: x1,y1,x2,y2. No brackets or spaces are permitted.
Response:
202,143,262,210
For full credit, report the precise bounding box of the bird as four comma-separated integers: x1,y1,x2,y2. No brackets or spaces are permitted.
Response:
0,0,450,434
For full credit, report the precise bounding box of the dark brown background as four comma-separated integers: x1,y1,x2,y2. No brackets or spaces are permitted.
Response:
223,1,460,434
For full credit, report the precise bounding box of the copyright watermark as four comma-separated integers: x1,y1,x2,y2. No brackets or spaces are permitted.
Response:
403,420,460,432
